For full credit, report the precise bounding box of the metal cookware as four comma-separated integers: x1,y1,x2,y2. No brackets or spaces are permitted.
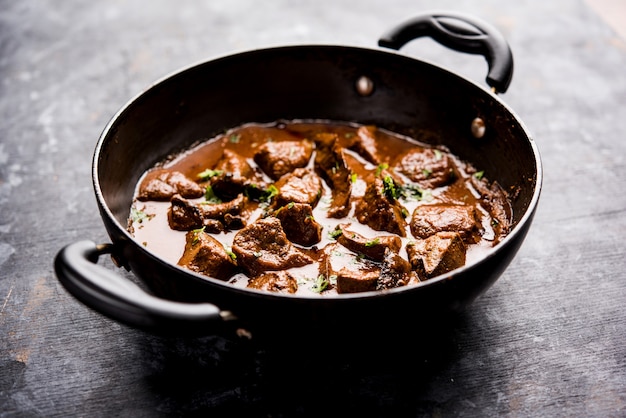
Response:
55,11,542,337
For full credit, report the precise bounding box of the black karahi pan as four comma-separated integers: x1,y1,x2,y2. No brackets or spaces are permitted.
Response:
55,11,542,337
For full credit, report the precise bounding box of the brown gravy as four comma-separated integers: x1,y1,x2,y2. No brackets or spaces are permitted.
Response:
129,121,512,296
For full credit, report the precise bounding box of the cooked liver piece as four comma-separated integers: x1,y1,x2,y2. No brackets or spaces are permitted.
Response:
168,194,248,232
211,149,259,200
470,177,512,240
253,140,313,180
347,125,381,165
137,170,204,201
232,217,313,277
321,243,380,294
395,148,457,189
273,203,322,247
313,133,352,218
406,232,466,279
178,229,238,280
273,168,323,208
354,176,407,237
410,204,480,243
378,249,417,289
247,271,298,294
334,224,402,261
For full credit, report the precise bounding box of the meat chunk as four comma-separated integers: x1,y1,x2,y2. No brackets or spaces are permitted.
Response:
232,217,313,277
347,125,381,165
137,170,204,201
470,176,512,241
209,149,259,201
410,204,481,243
247,271,298,294
321,243,380,294
333,224,402,261
273,168,323,208
253,140,314,180
354,175,407,237
314,133,352,218
168,194,248,232
395,148,457,189
406,232,466,279
378,249,418,290
273,203,323,247
178,228,238,280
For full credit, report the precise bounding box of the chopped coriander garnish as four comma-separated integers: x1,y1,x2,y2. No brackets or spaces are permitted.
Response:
229,133,241,143
422,168,432,178
375,162,389,176
399,184,428,201
329,228,343,239
365,238,380,247
260,184,279,203
382,175,399,200
130,207,151,224
197,168,223,180
191,226,206,245
225,247,237,261
204,185,222,203
350,173,358,183
474,170,485,180
244,184,278,203
434,149,443,160
311,274,329,293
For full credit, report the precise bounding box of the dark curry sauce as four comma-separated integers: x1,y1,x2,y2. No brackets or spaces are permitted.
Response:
129,121,512,296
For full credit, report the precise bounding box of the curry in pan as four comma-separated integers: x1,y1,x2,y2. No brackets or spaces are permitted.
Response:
129,121,512,296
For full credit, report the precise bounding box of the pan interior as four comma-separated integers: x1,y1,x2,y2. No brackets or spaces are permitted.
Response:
95,45,539,245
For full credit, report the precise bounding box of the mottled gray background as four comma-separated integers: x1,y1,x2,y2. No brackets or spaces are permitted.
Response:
1,1,625,416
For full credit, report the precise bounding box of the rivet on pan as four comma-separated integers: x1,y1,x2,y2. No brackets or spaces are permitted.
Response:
356,76,374,96
471,117,486,138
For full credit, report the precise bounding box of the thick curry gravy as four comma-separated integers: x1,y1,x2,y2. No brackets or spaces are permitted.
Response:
129,121,512,296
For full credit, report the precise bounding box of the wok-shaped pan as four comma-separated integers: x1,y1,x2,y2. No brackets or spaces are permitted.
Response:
55,12,542,337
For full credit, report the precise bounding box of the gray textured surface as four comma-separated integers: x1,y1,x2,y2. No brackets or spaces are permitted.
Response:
1,0,625,416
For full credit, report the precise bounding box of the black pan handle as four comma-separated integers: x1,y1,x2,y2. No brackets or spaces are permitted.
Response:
54,240,226,335
378,11,513,93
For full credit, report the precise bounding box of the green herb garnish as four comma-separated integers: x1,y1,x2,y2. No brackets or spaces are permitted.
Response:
191,226,206,245
375,163,389,176
197,169,223,180
382,175,399,200
311,274,329,293
399,184,428,201
365,238,380,247
329,228,343,239
204,185,222,203
130,207,150,224
474,170,485,180
260,184,279,203
244,184,279,203
229,133,241,143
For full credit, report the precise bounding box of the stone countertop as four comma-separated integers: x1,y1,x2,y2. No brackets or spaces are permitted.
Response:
1,1,625,416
